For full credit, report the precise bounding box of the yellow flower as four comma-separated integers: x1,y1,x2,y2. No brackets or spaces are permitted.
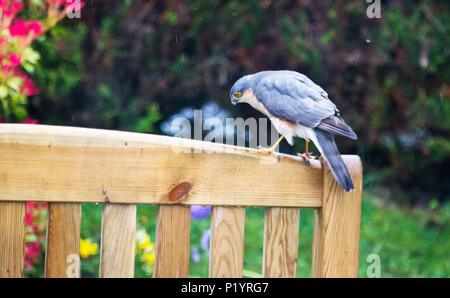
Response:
139,236,151,250
136,228,154,253
141,251,155,266
135,227,156,274
80,238,98,259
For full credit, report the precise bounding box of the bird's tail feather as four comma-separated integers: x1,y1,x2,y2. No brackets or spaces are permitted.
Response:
314,130,355,192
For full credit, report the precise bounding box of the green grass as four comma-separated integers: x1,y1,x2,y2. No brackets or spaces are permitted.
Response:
358,194,450,277
28,194,450,277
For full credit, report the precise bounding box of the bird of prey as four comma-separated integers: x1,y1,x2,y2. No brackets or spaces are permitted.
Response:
230,70,357,192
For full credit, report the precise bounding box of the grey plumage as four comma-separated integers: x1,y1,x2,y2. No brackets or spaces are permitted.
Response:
252,71,337,128
315,130,355,191
230,70,357,192
317,116,357,140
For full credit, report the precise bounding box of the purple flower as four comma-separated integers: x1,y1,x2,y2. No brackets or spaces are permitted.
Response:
191,205,211,220
200,229,211,256
191,247,200,263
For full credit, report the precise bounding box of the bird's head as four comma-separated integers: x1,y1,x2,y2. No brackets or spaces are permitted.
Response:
230,75,253,106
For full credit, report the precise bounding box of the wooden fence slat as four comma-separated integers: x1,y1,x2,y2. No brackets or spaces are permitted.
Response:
154,205,191,277
0,202,25,277
209,206,245,278
45,202,82,277
311,156,363,277
0,124,323,208
99,204,136,278
262,207,300,277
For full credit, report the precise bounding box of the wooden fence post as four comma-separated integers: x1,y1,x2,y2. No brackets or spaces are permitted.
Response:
312,155,363,277
154,205,191,277
262,207,300,277
0,202,25,278
45,203,82,277
99,204,136,277
209,206,245,278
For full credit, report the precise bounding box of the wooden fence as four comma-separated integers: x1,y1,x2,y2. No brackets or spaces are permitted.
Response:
0,124,362,278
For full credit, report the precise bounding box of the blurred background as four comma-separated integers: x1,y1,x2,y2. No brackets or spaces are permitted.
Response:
1,0,449,277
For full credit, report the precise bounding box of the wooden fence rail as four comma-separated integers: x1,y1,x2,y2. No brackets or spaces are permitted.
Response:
0,124,362,278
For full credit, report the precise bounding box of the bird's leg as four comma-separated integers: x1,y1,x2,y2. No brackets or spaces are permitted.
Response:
257,135,284,154
305,139,312,158
297,140,314,162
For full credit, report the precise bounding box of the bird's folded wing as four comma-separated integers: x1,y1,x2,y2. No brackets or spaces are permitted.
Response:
316,116,358,140
254,74,336,128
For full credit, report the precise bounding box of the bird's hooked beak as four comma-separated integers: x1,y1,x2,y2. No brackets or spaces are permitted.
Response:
231,96,239,106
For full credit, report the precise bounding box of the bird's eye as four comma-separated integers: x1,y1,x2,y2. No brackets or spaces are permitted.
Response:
235,92,242,98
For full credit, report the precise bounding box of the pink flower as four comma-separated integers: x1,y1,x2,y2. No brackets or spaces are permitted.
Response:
23,79,39,96
24,260,32,271
9,20,44,38
25,212,32,225
26,202,36,208
9,19,28,37
25,242,41,267
9,53,21,67
23,201,47,272
11,1,23,13
67,0,85,12
2,65,12,74
3,9,13,18
14,72,39,96
0,0,8,9
23,118,39,124
27,21,43,36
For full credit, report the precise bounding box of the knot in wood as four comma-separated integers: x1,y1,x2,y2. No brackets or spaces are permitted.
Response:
167,182,191,204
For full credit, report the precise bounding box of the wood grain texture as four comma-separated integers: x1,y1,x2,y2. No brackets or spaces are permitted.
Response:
0,124,323,207
99,204,136,277
45,203,82,277
0,202,25,277
312,155,363,277
209,207,245,278
154,205,191,277
262,207,300,277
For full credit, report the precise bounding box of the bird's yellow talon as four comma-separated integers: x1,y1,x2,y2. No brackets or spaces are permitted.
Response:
296,153,311,166
297,152,316,160
257,135,285,154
